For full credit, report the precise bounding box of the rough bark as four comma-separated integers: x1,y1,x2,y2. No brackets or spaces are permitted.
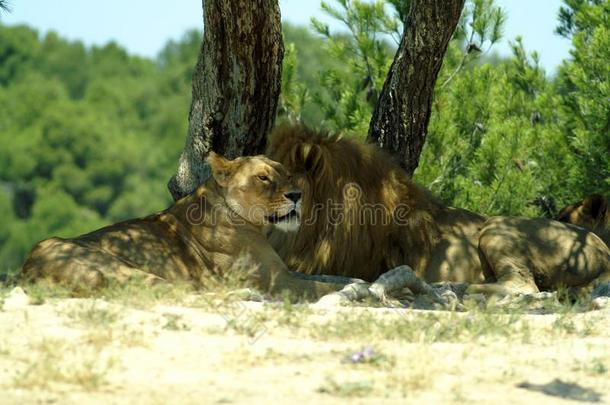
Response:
168,0,284,200
367,0,465,176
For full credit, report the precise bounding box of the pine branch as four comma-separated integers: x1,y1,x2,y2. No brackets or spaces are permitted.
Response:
0,0,11,13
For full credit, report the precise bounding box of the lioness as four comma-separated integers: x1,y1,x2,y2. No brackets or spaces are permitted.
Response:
467,195,610,296
21,152,343,298
466,216,610,296
557,194,609,246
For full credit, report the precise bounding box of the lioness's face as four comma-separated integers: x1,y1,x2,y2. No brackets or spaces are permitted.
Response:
557,194,609,245
207,152,302,229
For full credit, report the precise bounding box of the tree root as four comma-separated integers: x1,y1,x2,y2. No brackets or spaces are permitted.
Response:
314,265,462,309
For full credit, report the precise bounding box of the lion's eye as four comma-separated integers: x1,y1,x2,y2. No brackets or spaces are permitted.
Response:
257,175,270,182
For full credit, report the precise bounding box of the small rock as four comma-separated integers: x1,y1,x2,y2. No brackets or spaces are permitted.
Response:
313,292,351,308
344,346,376,364
313,282,371,308
227,288,265,302
439,290,463,311
590,297,610,311
1,287,32,310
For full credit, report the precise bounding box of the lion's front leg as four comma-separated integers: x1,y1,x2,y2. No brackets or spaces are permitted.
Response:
241,242,346,300
465,223,540,297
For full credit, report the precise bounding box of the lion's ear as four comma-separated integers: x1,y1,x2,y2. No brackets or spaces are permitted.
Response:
582,194,608,221
289,142,325,176
304,144,324,174
207,151,235,187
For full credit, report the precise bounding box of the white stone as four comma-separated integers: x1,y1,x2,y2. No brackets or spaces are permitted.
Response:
590,297,610,311
312,292,350,308
1,287,32,310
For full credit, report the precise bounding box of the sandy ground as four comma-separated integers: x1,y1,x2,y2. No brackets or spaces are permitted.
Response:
1,289,609,405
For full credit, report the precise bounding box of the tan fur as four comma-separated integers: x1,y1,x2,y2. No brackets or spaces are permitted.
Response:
20,153,343,298
557,194,610,246
265,125,610,298
265,124,486,283
467,216,610,296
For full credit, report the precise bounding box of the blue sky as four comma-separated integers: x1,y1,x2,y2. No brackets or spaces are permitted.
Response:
1,0,571,74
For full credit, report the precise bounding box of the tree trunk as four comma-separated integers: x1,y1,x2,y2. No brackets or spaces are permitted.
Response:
367,0,465,176
168,0,284,200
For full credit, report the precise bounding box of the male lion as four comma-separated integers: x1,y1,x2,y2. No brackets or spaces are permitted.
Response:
265,124,486,283
266,124,610,299
21,152,343,298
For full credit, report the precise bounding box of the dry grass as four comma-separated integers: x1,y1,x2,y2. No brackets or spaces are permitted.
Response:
66,301,122,327
61,299,152,350
14,338,116,391
317,377,375,397
317,304,602,346
2,270,610,403
161,312,191,331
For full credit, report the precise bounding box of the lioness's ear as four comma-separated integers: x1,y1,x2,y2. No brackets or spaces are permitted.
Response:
207,151,235,187
583,194,608,220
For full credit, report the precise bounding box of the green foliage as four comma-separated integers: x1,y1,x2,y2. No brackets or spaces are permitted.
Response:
309,0,397,133
286,0,505,134
419,38,574,216
278,42,308,123
0,25,197,271
555,0,605,39
556,0,610,195
439,0,506,90
279,0,606,217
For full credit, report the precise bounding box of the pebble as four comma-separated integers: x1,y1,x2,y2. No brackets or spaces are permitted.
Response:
590,296,610,310
1,287,32,310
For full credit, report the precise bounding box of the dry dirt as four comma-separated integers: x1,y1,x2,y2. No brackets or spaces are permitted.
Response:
1,288,609,405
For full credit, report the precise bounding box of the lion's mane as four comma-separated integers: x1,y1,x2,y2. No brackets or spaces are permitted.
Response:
265,124,442,281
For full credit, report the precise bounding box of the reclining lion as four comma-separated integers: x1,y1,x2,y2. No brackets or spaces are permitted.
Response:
468,194,610,296
466,216,610,296
21,152,344,298
266,124,610,299
265,124,486,284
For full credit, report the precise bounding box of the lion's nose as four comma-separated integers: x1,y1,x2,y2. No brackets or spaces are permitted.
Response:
284,191,302,203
